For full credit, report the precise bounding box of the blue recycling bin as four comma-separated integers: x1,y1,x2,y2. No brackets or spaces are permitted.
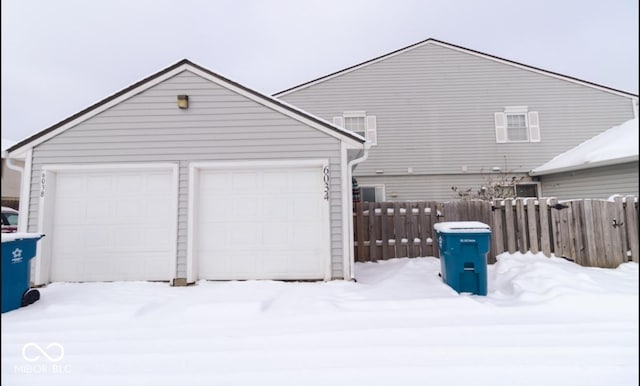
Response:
1,233,45,313
434,222,490,296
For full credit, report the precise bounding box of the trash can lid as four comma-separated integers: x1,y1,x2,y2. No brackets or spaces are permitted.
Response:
1,232,45,243
434,221,490,233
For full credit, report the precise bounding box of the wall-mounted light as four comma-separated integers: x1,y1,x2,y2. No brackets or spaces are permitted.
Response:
375,170,384,174
177,95,189,109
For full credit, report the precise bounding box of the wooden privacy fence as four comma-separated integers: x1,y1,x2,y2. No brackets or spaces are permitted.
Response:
353,196,639,268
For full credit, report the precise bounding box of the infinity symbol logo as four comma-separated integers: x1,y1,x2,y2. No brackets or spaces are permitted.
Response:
22,342,65,362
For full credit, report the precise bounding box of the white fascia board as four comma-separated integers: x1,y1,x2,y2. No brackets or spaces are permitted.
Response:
530,155,639,176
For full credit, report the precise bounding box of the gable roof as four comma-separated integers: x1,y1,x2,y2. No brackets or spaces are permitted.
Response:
7,59,364,156
274,38,639,100
530,118,639,176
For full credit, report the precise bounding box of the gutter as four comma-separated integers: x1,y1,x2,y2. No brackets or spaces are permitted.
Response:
529,154,639,176
346,143,370,281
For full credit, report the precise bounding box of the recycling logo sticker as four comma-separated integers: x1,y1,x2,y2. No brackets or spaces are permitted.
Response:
11,248,23,264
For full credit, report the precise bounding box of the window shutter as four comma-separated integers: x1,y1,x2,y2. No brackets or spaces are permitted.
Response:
494,112,507,143
333,116,344,128
365,115,377,145
528,111,540,142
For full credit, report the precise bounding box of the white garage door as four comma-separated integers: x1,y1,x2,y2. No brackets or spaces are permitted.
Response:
195,162,330,280
49,167,176,282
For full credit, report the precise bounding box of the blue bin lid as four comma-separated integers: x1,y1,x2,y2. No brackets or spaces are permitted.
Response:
1,232,45,243
434,221,490,233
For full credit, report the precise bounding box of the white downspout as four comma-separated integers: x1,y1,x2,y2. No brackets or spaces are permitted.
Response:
5,151,29,232
346,143,370,281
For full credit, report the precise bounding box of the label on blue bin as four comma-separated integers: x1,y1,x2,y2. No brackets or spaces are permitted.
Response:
460,239,476,243
11,248,23,264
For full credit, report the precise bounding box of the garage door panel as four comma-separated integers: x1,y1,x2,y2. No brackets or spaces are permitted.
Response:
56,175,84,196
200,171,227,191
87,175,113,195
50,168,175,282
290,170,320,193
196,164,329,280
262,171,288,192
234,200,260,218
146,198,172,220
232,172,259,190
55,199,86,224
292,197,321,218
263,197,289,220
262,222,288,245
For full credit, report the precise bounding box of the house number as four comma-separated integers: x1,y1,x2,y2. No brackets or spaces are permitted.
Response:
323,166,330,200
40,172,46,198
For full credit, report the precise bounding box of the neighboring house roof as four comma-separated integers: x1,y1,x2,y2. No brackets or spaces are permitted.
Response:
7,59,364,157
274,38,638,100
530,118,639,176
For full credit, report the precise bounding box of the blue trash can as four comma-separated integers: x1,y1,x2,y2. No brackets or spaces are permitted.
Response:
434,222,490,296
1,233,45,313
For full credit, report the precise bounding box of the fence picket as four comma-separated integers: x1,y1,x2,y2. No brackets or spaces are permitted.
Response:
539,199,551,256
527,199,539,254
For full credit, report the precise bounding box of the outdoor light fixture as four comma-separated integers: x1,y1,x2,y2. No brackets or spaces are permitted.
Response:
177,95,189,109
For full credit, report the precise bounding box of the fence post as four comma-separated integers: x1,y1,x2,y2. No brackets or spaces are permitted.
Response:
624,196,638,262
356,202,366,262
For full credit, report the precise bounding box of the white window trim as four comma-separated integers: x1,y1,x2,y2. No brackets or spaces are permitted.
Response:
495,106,541,144
343,110,367,118
495,181,541,198
515,182,541,198
334,111,377,146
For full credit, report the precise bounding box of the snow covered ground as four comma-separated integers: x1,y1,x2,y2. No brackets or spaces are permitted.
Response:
1,252,638,386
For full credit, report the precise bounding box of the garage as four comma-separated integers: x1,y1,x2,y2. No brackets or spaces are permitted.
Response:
191,160,330,281
43,165,178,282
7,60,364,285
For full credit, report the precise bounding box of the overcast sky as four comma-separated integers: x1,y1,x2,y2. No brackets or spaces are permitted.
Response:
1,0,638,142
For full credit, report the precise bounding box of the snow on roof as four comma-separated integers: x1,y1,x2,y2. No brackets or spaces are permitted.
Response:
530,118,639,176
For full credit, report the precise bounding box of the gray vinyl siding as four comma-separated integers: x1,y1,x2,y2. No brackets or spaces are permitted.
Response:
279,42,636,198
538,162,639,200
27,70,347,280
355,173,534,201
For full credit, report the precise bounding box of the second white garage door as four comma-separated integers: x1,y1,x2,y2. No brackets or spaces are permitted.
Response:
193,161,330,280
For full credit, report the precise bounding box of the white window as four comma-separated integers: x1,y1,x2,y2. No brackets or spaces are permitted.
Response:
494,107,540,143
333,111,377,145
495,182,540,198
360,185,385,202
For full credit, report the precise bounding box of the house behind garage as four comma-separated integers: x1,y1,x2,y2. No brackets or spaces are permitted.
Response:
6,60,365,286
